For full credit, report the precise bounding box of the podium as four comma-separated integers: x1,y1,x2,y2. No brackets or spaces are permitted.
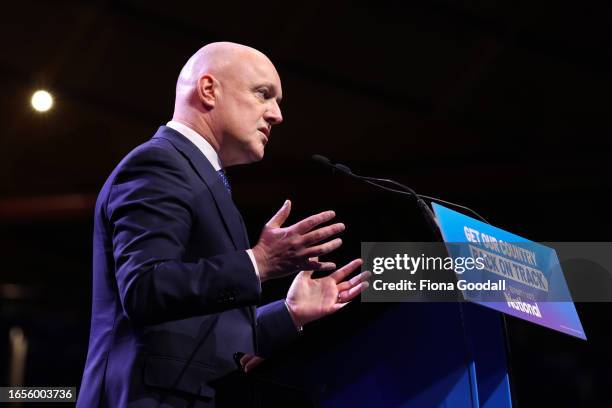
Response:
248,302,513,408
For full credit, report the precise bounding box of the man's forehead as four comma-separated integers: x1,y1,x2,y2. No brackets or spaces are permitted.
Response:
206,46,282,98
240,58,282,97
247,58,281,84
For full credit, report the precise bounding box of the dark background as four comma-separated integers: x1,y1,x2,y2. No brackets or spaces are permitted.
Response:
1,0,610,406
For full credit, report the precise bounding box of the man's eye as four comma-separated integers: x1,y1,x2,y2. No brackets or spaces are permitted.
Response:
257,89,268,98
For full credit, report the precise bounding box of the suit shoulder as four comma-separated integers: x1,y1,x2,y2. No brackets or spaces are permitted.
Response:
121,137,183,168
109,137,191,181
96,137,189,206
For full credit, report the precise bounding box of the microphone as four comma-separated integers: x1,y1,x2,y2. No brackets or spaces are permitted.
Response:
312,155,491,240
311,154,331,167
312,155,353,177
311,155,489,224
311,155,417,195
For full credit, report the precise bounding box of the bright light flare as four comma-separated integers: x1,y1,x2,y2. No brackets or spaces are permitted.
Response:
31,90,53,112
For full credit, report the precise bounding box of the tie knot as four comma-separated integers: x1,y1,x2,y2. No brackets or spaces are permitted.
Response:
216,169,232,194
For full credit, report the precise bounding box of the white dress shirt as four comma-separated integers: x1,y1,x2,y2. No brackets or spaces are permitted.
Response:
166,120,261,279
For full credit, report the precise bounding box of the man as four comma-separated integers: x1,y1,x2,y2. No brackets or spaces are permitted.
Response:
77,42,370,407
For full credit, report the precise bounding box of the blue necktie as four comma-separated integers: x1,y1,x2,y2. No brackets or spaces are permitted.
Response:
217,169,232,194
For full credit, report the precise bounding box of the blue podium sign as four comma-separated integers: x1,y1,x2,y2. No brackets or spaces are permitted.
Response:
432,203,586,340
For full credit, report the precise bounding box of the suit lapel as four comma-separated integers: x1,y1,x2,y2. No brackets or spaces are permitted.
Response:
153,126,246,250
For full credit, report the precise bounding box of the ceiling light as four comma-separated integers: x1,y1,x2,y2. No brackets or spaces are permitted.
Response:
31,90,54,112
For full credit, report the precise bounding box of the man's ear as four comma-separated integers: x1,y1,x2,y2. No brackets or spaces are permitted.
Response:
197,74,217,109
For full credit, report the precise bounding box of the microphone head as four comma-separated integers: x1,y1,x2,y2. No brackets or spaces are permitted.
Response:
334,164,353,175
311,154,332,167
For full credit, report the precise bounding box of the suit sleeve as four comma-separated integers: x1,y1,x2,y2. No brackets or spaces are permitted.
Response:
255,300,301,357
107,145,261,326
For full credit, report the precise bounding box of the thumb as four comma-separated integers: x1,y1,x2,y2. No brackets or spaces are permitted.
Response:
267,200,291,228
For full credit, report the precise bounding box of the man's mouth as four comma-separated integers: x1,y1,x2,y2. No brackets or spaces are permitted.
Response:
258,128,270,144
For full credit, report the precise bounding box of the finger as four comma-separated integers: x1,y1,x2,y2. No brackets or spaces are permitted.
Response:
244,356,265,373
266,200,291,228
337,281,369,303
336,270,372,292
329,259,363,283
291,210,336,234
300,223,345,246
302,238,343,258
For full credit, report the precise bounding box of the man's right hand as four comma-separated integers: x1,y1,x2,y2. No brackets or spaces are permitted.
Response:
252,200,345,282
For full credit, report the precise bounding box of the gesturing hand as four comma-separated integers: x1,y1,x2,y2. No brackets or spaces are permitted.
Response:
252,200,345,282
285,259,371,327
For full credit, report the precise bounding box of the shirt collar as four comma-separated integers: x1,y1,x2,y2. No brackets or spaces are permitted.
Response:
166,120,222,171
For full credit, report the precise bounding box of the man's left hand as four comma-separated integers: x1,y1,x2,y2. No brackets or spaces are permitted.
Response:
285,259,371,327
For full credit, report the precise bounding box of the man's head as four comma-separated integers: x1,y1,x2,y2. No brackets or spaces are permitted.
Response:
173,42,283,167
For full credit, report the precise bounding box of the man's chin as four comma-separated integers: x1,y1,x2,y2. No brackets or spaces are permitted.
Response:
251,145,265,162
232,143,265,165
253,151,265,162
239,149,264,165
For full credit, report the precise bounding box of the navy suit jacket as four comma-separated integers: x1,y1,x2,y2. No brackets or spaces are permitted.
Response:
77,126,299,407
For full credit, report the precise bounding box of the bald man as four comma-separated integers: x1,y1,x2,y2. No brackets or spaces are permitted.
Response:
77,42,370,407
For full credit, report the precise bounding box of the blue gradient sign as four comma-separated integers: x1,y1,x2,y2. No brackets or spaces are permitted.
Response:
432,203,586,340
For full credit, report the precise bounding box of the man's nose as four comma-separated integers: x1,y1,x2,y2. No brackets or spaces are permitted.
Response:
265,101,283,125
